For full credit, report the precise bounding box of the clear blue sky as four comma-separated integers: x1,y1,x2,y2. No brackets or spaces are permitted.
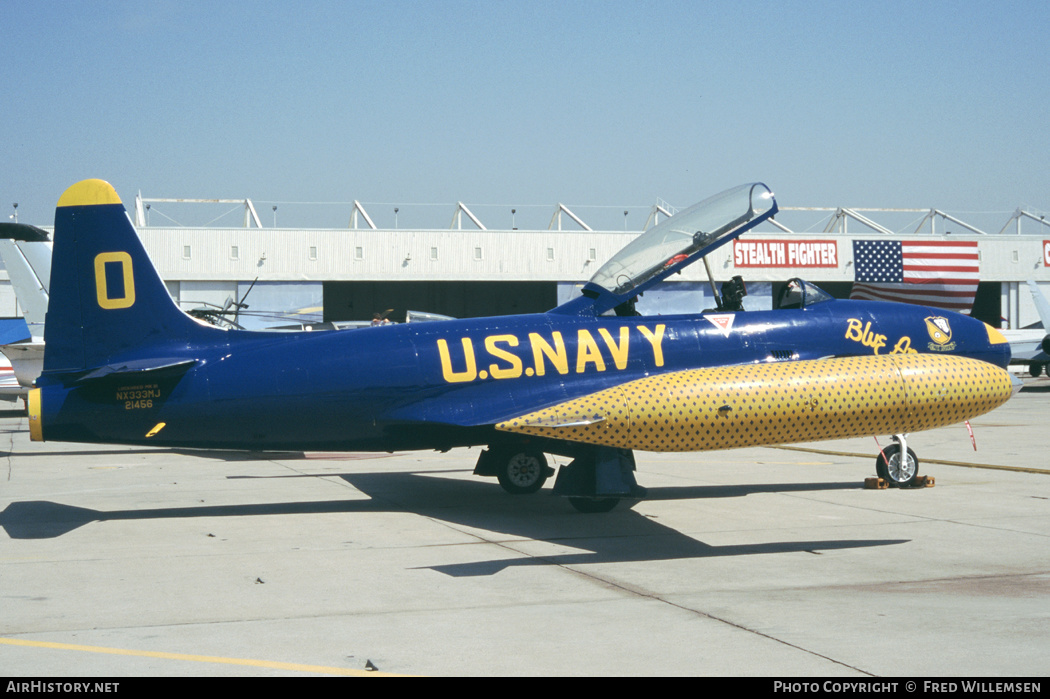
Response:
2,0,1047,230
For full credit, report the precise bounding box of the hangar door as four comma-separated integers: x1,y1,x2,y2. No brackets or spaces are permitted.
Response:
323,281,558,322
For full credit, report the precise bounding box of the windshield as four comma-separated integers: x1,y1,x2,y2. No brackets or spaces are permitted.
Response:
588,183,776,296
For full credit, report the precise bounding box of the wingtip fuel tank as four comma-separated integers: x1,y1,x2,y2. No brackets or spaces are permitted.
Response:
496,353,1014,452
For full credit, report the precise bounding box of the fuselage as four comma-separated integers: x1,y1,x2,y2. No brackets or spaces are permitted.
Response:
34,297,1009,452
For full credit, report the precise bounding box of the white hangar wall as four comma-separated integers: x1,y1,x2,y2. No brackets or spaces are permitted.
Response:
1,226,1047,328
132,227,1050,328
136,227,1050,285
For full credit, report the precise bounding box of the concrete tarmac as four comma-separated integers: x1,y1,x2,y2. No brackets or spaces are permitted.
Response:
1,379,1048,677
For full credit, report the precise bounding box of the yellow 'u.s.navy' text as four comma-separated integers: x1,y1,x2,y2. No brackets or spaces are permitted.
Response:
437,324,666,383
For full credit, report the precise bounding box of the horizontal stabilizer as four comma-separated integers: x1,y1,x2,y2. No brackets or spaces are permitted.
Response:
75,358,198,383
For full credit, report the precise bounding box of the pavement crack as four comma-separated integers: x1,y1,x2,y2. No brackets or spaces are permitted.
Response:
560,563,876,676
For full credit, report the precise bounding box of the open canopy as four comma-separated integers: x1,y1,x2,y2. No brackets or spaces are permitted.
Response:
557,183,777,316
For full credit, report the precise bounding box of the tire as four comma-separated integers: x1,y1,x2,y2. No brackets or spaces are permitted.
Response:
568,497,620,513
876,444,920,488
496,449,548,494
1030,363,1043,378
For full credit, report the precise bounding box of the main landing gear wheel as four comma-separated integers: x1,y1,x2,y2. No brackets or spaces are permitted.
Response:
876,444,920,488
496,449,550,495
567,496,621,513
1030,362,1043,378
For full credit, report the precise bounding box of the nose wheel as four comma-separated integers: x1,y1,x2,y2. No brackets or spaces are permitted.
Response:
876,437,920,488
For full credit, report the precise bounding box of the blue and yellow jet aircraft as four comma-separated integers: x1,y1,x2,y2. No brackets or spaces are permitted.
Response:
28,180,1016,512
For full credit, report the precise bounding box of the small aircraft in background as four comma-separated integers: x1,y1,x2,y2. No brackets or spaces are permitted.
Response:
0,222,49,398
0,316,30,401
1003,281,1050,377
27,180,1017,511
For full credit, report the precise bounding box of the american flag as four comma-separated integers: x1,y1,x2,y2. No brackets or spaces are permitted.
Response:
849,240,980,313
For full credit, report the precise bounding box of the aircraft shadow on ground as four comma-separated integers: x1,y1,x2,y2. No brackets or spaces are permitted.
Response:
5,448,307,460
0,470,906,575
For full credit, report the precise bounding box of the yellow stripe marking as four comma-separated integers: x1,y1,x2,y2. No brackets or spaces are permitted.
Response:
0,637,405,676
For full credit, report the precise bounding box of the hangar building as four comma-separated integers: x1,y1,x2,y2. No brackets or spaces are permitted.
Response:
4,195,1049,331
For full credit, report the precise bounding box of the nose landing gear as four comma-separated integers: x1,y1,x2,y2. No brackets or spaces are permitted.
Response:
875,435,920,488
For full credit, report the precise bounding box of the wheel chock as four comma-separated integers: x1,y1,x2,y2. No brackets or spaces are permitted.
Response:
864,476,935,489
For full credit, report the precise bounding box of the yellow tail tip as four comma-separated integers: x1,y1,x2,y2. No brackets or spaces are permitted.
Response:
56,179,122,208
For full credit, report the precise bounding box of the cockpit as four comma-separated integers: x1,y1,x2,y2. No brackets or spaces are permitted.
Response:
775,278,835,310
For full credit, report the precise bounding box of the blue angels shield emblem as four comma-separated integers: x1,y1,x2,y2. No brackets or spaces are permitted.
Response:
925,316,956,351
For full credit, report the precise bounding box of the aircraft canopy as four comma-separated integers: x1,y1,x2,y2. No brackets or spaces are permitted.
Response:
588,183,776,297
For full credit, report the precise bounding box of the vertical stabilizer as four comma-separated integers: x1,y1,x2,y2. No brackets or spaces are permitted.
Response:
0,239,51,340
44,179,216,374
1027,281,1050,330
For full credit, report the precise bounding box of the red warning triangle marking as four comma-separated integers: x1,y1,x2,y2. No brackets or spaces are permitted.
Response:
704,313,735,337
